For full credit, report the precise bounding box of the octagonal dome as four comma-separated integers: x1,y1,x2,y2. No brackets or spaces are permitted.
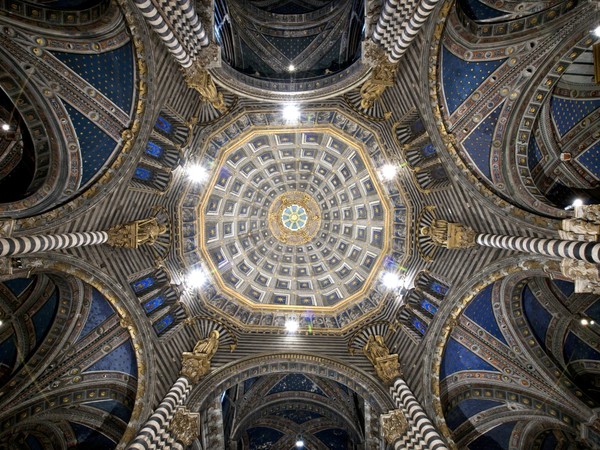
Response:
200,128,390,308
179,109,407,331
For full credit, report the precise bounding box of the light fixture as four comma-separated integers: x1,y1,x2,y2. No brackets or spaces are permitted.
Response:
593,25,600,38
581,318,590,326
186,268,209,289
288,64,296,72
282,103,300,122
1,123,9,131
295,434,305,448
186,164,210,183
565,198,584,210
381,271,402,290
379,163,398,181
285,318,299,333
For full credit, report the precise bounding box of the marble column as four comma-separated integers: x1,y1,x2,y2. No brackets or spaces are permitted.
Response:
0,231,108,257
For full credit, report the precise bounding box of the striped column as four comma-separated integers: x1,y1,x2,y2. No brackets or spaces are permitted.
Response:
477,234,600,264
127,377,193,450
373,0,440,63
0,231,108,257
390,378,448,450
133,0,209,69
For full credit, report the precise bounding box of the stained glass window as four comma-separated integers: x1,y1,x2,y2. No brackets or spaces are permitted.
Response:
131,276,154,293
143,295,165,314
421,143,437,158
412,317,427,335
134,167,153,181
155,115,173,134
420,298,438,315
153,314,174,334
429,280,449,296
145,141,163,159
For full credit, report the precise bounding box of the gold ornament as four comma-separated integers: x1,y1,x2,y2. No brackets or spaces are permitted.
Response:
363,335,401,384
380,409,409,444
180,330,220,384
107,218,167,249
183,64,226,112
420,220,476,249
168,407,200,447
360,46,397,109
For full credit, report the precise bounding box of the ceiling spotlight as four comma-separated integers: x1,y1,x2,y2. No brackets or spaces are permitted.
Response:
1,123,9,131
379,163,398,181
187,164,210,183
186,268,209,289
295,439,305,448
288,64,296,72
381,271,402,290
581,318,590,326
572,198,583,207
282,103,300,122
285,318,299,333
593,25,600,38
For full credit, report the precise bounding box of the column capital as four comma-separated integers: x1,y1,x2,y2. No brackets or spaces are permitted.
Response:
380,409,409,445
168,406,200,447
420,219,476,249
106,217,167,249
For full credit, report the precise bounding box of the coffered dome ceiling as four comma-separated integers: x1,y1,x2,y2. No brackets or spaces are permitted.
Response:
180,108,407,331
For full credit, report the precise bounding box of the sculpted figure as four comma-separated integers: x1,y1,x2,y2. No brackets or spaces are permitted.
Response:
136,218,167,245
180,330,220,384
364,335,390,365
107,217,167,248
363,335,401,384
420,220,475,249
420,220,449,246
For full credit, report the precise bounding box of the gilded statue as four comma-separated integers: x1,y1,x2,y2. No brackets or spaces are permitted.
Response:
420,219,476,249
380,409,409,444
168,407,200,447
363,335,401,384
360,53,397,109
183,65,226,112
181,330,220,384
107,218,167,249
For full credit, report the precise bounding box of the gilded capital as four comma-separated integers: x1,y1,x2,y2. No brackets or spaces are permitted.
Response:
381,409,409,444
106,217,167,249
420,219,476,249
168,406,200,447
183,64,226,112
360,44,397,109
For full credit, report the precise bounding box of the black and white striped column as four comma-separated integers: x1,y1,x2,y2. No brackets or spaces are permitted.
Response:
127,377,192,450
133,0,209,69
373,0,440,63
0,231,108,257
390,378,448,450
477,234,600,264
